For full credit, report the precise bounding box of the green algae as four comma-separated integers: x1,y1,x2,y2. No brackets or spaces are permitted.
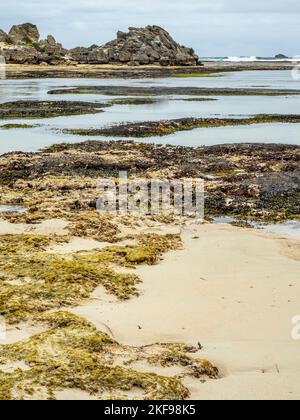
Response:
146,343,219,379
0,101,107,120
0,233,181,324
0,235,138,323
0,124,35,130
94,234,182,267
0,312,190,400
108,98,159,106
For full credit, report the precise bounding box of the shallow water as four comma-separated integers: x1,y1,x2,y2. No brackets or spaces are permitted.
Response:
213,217,300,241
0,205,26,213
261,221,300,241
0,71,300,153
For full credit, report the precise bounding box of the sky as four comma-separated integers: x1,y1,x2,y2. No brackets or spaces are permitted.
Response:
0,0,299,57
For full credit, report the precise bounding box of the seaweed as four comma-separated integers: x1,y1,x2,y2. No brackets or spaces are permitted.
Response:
146,343,219,379
0,233,181,323
0,124,35,129
48,85,300,97
0,312,191,400
63,115,300,138
0,101,107,120
108,98,159,106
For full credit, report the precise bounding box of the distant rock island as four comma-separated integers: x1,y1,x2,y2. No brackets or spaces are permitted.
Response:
275,54,288,59
0,23,200,66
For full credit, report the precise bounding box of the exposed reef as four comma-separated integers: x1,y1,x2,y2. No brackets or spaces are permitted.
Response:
0,140,298,400
0,141,299,222
63,115,300,138
48,85,300,96
0,101,107,119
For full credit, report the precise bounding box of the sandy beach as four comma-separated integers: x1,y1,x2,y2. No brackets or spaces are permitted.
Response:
1,218,299,399
0,140,299,400
1,0,300,403
65,222,300,400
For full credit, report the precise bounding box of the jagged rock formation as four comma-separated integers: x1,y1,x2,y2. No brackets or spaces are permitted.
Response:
36,36,68,65
9,23,40,44
0,29,13,45
70,26,199,66
0,23,67,65
0,23,200,66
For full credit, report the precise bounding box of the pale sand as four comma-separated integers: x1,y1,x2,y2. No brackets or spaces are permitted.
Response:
0,219,69,236
71,223,300,400
2,216,300,399
46,237,111,254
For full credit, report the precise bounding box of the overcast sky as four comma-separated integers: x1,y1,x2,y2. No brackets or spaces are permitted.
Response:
0,0,299,57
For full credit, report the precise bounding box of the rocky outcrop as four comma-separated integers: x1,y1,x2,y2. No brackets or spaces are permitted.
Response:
36,35,68,65
69,26,200,66
0,24,68,65
9,23,40,44
0,23,200,66
3,47,39,64
275,54,288,59
0,29,13,45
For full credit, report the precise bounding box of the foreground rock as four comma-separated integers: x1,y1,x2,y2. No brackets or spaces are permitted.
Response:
70,25,200,66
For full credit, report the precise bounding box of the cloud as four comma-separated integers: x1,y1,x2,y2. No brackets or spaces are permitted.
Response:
0,0,299,56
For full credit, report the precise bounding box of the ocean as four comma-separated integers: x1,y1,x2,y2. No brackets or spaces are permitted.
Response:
202,56,300,62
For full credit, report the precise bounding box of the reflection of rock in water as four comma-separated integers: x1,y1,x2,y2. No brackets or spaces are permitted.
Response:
0,205,26,214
